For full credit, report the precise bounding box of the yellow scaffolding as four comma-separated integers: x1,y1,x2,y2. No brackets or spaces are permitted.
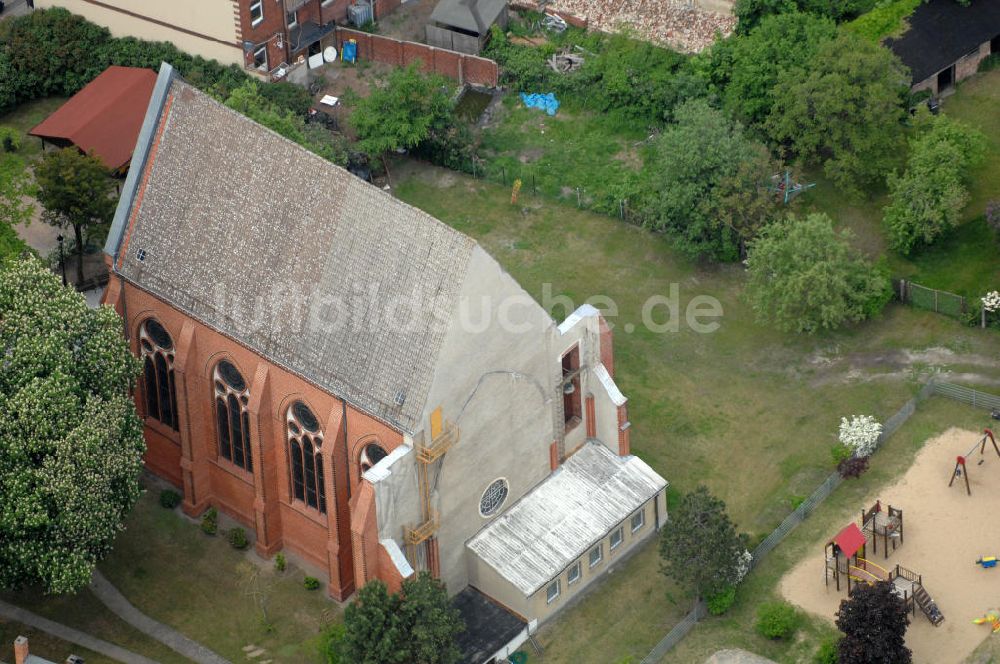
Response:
404,407,459,567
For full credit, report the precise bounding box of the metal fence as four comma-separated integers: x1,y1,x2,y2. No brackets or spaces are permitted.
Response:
934,381,1000,411
897,279,967,318
639,380,935,663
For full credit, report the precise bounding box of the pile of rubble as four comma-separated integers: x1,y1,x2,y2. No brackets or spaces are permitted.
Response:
534,0,736,53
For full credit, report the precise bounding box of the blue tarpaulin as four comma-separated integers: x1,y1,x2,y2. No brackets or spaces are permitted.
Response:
520,92,559,116
342,40,358,63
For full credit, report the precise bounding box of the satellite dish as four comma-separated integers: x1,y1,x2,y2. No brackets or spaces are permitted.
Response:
323,46,338,63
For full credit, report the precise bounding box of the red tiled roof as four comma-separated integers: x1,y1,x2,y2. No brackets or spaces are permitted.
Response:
29,66,157,171
833,522,867,559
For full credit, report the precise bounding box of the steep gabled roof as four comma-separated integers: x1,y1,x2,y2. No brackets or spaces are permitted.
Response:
29,66,157,170
886,0,1000,84
105,63,475,433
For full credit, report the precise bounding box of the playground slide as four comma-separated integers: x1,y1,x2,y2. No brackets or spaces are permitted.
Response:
913,584,945,626
848,559,890,585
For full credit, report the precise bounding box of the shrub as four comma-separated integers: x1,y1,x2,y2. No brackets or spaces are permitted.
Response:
0,126,20,153
814,638,839,664
228,527,249,550
200,507,218,535
838,415,882,457
304,576,321,590
274,552,287,572
707,585,737,615
838,455,870,479
320,622,347,663
831,443,853,465
755,601,800,639
159,489,181,509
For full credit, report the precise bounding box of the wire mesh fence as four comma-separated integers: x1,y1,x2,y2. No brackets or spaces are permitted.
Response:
639,379,935,663
897,279,967,318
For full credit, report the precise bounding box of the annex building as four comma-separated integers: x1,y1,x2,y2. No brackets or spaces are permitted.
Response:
102,62,667,657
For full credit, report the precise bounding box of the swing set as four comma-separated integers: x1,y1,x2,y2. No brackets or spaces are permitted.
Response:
948,428,999,496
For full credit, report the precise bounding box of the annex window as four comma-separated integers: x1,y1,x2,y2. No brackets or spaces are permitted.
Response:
567,561,581,585
359,442,389,477
610,526,624,551
631,508,645,533
286,9,297,28
287,401,326,513
479,478,509,517
214,360,252,472
249,0,264,26
588,543,603,568
253,44,267,71
561,345,581,430
546,579,560,604
139,319,178,431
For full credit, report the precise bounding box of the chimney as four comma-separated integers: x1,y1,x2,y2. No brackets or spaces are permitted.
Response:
14,636,29,664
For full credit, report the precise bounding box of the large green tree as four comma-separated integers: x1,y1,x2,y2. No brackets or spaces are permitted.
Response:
0,257,144,594
745,213,891,333
351,63,454,163
733,0,874,33
836,581,911,664
0,140,33,261
721,12,837,126
647,99,779,261
342,573,463,664
883,113,986,254
34,147,116,285
766,32,909,196
659,486,749,599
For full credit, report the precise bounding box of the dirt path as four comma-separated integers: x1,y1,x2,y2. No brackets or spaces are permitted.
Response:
780,428,1000,664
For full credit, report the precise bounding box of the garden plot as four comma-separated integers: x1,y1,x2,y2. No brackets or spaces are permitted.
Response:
780,428,1000,664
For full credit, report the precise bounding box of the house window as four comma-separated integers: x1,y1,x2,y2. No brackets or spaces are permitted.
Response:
588,544,603,568
561,345,581,431
287,9,297,28
479,478,509,517
287,401,326,513
249,0,264,26
546,579,560,604
359,442,388,477
139,319,178,431
567,561,581,585
214,360,252,472
610,526,624,551
253,44,267,71
631,509,645,533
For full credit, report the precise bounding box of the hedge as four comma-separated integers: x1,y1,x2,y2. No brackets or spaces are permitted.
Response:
0,8,306,116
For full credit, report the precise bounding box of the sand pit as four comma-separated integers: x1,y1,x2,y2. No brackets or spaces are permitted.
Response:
780,428,1000,664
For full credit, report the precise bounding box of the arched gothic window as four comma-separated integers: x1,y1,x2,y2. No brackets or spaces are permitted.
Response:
214,360,252,472
140,319,178,430
359,442,388,477
287,401,326,513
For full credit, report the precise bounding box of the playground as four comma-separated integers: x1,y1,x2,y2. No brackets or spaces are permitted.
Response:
780,428,1000,664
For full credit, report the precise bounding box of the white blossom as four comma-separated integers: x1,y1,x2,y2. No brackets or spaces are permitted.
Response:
731,549,753,584
839,414,882,458
982,291,1000,313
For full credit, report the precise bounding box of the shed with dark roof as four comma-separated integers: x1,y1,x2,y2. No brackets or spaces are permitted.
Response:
29,66,157,172
426,0,508,55
886,0,1000,95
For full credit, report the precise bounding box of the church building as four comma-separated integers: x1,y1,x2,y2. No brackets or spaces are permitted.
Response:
102,63,667,652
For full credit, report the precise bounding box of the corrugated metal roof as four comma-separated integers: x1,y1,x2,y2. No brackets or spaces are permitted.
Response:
467,442,667,596
107,65,475,433
29,66,156,170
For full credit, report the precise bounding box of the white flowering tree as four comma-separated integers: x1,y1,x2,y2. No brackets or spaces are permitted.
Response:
983,291,1000,313
0,258,144,594
839,415,882,458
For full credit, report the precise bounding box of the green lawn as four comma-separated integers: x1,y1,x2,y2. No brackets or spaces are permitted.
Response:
99,489,339,664
0,96,67,159
477,98,648,215
392,161,1000,662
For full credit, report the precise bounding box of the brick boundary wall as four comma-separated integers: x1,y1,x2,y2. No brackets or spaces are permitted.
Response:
334,27,499,88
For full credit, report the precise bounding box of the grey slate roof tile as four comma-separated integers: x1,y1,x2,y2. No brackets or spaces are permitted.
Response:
114,74,474,433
